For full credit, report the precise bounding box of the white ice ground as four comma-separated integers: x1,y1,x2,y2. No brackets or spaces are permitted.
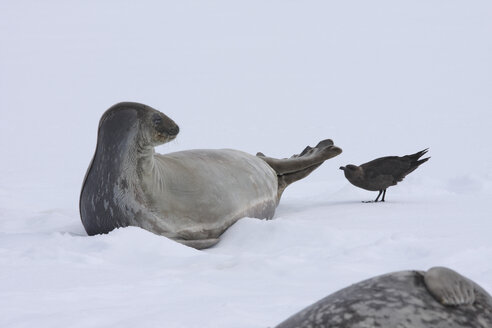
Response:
1,1,491,327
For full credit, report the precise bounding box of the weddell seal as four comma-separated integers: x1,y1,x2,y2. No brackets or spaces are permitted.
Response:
275,266,492,328
79,102,342,249
340,149,430,202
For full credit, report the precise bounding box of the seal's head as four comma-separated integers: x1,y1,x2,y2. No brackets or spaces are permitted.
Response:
98,102,180,149
146,110,180,146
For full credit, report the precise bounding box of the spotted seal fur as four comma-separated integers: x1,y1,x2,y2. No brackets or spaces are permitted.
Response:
275,267,492,328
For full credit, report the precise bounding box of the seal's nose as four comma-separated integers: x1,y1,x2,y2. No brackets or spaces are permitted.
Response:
168,124,179,136
339,166,345,170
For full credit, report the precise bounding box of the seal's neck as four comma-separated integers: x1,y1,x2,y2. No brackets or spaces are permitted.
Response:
135,144,156,175
100,127,156,177
92,109,156,182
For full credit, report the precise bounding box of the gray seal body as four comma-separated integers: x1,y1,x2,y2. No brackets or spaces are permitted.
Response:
80,102,342,249
275,267,492,328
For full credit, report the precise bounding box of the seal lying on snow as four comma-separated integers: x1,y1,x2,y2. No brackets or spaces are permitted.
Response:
80,102,342,249
275,266,492,328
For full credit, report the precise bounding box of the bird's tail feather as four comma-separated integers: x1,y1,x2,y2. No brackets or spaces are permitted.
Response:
405,149,430,175
407,148,429,160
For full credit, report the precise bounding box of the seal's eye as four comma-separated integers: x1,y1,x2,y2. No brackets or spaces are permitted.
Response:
152,113,163,126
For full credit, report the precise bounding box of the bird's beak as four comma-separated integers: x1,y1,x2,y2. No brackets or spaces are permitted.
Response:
339,166,345,170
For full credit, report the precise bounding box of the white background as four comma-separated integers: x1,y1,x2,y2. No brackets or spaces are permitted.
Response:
1,1,491,327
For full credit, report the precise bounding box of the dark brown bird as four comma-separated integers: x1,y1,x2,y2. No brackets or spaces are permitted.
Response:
339,149,430,202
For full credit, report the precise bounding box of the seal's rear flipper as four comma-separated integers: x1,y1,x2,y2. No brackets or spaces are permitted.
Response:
295,139,334,158
257,139,342,200
276,163,323,199
424,266,476,306
257,139,342,176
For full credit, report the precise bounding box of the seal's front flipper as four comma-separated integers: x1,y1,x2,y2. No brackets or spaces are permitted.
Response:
175,238,220,250
424,266,475,306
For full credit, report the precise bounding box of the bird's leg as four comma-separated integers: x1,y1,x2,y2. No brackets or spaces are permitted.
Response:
363,190,383,203
374,190,383,202
381,189,387,202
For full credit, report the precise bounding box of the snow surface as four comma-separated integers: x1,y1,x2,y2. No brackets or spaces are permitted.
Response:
1,1,491,327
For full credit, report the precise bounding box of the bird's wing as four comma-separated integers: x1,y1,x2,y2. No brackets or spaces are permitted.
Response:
366,173,396,189
362,157,412,183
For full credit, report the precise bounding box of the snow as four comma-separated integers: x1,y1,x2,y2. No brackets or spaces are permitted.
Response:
1,1,491,327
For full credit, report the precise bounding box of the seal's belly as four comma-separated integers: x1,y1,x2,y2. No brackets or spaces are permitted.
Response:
141,149,278,237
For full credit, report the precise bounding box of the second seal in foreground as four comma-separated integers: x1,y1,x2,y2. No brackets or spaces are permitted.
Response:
275,266,492,328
